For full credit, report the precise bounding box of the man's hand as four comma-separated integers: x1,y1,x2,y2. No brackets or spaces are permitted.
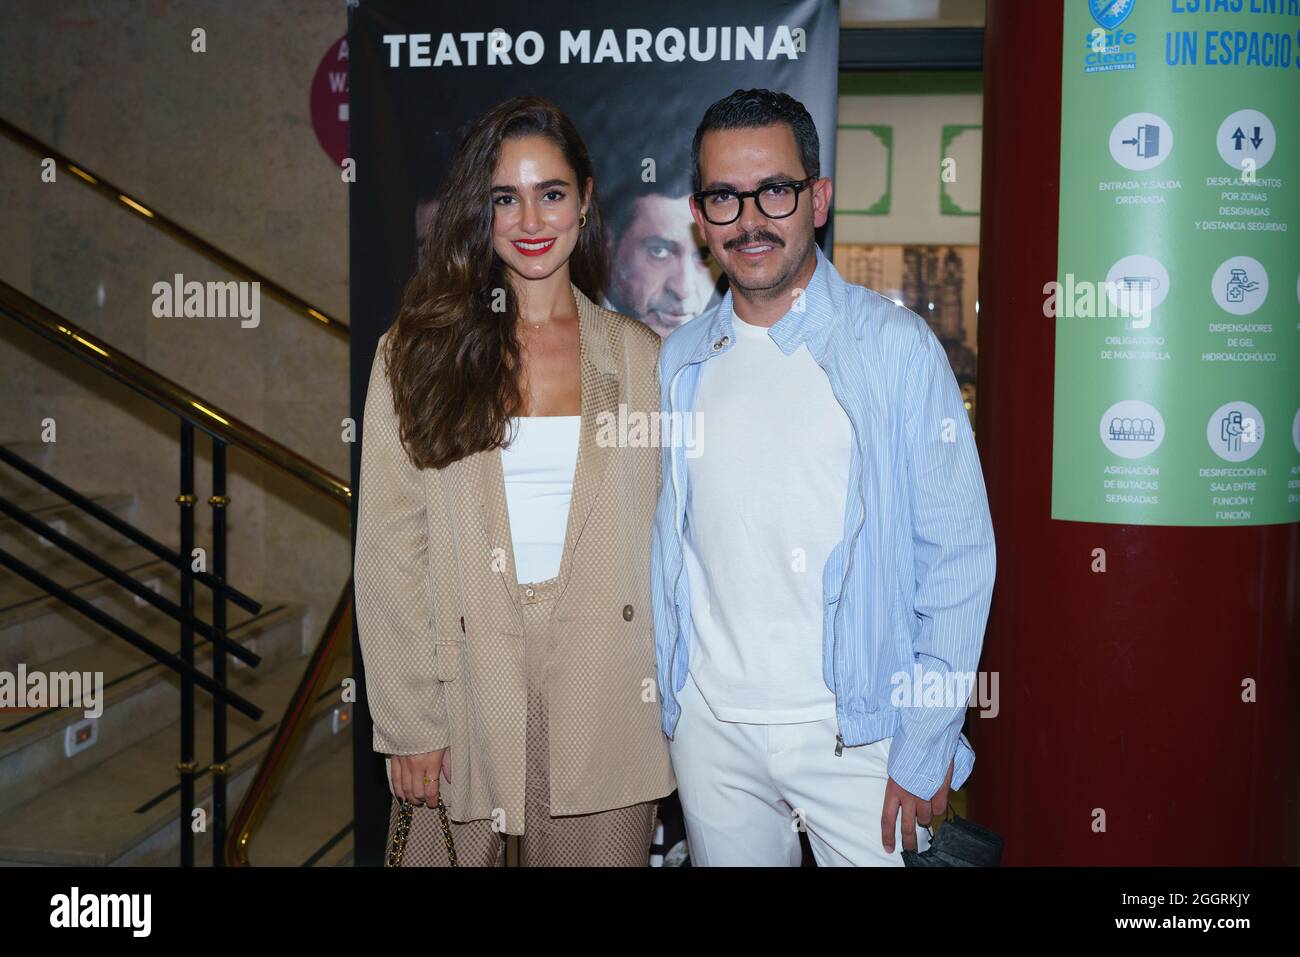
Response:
881,756,954,853
390,749,450,805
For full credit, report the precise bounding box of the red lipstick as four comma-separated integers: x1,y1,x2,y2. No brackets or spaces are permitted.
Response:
511,237,556,257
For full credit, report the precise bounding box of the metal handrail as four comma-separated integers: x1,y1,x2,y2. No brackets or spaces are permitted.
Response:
0,489,260,666
0,280,350,508
226,579,353,866
0,444,261,613
0,116,349,342
2,281,355,864
0,547,263,720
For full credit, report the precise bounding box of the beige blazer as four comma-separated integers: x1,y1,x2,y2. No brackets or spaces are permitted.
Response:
353,285,675,834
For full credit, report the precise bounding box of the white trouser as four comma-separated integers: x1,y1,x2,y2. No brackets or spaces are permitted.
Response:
670,671,934,867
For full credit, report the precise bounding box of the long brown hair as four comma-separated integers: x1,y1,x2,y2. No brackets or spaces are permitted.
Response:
383,96,607,470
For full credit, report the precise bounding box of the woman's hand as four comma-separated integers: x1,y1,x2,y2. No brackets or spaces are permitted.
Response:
390,749,450,804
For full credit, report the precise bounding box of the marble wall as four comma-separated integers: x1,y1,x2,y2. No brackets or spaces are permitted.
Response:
0,1,352,640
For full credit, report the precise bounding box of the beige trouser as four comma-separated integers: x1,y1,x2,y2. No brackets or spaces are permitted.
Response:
385,574,657,866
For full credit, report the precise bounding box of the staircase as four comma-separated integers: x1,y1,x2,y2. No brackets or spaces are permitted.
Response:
0,441,354,867
1,116,355,867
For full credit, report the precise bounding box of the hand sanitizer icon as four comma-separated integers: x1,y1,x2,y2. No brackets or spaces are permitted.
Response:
1225,268,1259,304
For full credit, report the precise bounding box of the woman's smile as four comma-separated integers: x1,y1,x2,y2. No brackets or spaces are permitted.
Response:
511,237,557,256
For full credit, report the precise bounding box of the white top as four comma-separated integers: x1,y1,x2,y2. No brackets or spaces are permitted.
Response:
500,415,581,585
683,309,852,722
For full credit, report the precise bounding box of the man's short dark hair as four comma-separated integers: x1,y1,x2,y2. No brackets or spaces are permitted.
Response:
599,134,693,249
691,89,820,193
603,172,693,249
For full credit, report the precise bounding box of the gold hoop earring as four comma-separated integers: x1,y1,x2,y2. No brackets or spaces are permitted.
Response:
579,213,587,229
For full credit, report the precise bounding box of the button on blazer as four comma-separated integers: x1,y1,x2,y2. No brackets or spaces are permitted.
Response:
354,284,675,833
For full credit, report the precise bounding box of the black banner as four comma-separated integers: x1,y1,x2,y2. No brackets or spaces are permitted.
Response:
347,0,840,865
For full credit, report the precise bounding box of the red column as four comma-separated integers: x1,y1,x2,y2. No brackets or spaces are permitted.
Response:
969,0,1298,865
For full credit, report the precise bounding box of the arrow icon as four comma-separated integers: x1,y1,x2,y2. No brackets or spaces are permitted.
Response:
1250,126,1264,149
1231,127,1246,150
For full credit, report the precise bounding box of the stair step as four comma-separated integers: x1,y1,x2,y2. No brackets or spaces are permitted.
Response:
0,537,264,674
0,640,353,866
0,600,305,817
0,540,163,616
128,652,356,868
0,488,139,570
252,732,354,867
0,487,133,523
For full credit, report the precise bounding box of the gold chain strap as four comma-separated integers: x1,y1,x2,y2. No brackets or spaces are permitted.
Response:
386,798,458,867
385,799,413,866
437,798,458,866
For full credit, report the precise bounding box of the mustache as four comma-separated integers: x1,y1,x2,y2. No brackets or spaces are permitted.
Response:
646,292,686,315
723,230,784,251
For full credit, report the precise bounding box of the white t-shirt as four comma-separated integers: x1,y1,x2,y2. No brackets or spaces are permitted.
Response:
683,309,851,723
500,415,581,585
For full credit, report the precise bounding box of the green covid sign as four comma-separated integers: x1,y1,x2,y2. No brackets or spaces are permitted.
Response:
1052,0,1300,526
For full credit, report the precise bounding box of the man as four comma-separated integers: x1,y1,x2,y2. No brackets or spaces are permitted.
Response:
603,173,720,337
651,89,996,866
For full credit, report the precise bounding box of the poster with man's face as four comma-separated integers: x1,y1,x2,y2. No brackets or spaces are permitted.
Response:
604,185,721,337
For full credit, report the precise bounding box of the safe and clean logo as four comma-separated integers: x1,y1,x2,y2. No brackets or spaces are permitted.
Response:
1083,0,1139,73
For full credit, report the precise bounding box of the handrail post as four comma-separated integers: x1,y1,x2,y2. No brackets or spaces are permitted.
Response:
177,421,196,866
1,283,356,865
210,440,230,866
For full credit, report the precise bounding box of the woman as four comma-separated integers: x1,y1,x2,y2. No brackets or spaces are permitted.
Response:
354,96,674,866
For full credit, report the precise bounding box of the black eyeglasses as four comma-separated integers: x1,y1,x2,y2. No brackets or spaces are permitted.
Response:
692,176,816,225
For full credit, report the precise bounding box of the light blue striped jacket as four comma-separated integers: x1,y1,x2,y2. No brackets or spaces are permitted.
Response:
651,244,996,800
